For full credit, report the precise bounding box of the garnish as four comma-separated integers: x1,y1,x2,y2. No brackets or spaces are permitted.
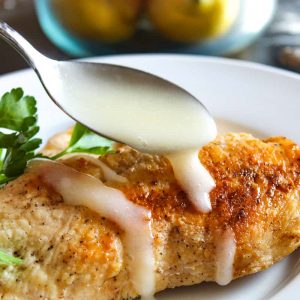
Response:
52,122,113,159
0,88,114,186
0,88,42,185
0,249,23,266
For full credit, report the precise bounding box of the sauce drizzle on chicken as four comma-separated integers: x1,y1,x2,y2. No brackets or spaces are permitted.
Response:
28,159,156,299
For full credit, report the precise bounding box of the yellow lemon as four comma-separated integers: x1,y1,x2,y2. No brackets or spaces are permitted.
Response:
52,0,143,42
147,0,240,43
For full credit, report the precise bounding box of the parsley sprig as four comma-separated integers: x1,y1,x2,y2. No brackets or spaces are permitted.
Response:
0,88,114,266
0,88,42,185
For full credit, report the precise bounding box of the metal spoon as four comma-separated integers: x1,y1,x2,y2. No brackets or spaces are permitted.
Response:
0,21,216,153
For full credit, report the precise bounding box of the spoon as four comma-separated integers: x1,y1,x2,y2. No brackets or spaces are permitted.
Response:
0,21,216,154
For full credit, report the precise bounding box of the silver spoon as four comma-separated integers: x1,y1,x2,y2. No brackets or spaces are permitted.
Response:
0,21,216,153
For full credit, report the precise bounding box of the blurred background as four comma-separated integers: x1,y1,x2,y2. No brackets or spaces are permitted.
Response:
0,0,300,75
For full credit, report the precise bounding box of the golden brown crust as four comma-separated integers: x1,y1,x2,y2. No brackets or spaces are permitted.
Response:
0,174,125,299
0,133,299,299
99,133,300,279
100,133,300,225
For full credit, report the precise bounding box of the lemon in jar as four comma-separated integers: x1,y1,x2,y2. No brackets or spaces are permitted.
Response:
147,0,240,43
52,0,143,42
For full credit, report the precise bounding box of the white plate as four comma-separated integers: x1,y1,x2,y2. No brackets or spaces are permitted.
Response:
0,54,299,300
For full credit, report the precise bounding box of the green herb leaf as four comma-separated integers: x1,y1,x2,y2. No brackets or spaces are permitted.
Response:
0,250,22,266
19,138,42,152
0,132,17,148
0,88,37,131
0,88,41,183
52,123,114,159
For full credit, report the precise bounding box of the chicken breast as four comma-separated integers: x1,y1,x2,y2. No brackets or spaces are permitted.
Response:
0,133,299,299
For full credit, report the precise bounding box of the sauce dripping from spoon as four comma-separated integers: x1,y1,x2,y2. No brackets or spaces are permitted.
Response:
42,63,220,297
166,149,215,213
46,65,220,296
48,63,218,213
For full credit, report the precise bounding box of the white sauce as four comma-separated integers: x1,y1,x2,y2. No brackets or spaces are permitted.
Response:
46,62,217,154
46,62,218,212
28,159,155,298
215,228,236,285
166,150,215,213
60,154,127,183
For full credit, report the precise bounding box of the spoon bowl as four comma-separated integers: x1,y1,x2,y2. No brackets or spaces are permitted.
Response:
0,21,216,153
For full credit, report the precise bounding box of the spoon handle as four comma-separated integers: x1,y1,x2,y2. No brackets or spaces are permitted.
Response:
0,21,47,71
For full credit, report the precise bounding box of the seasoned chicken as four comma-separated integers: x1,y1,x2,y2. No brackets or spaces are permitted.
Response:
0,133,300,299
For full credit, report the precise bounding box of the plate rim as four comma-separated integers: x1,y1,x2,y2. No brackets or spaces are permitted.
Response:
0,53,299,300
1,53,300,82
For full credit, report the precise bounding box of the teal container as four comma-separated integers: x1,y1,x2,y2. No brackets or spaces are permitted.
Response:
35,0,277,57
